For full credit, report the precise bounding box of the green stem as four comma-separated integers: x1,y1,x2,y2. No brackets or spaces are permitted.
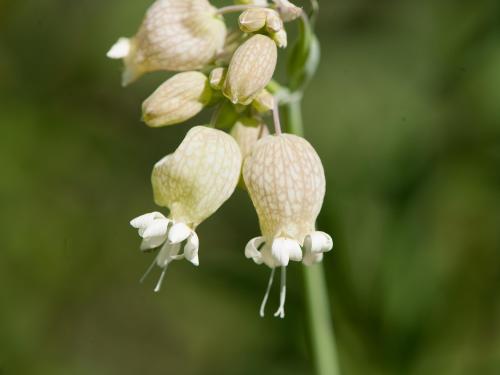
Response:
283,100,341,375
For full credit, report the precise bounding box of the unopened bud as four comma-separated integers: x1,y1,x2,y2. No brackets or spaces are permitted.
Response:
273,0,302,22
271,29,288,48
238,8,268,33
142,72,212,127
223,35,277,105
252,90,275,113
265,10,284,33
209,67,227,90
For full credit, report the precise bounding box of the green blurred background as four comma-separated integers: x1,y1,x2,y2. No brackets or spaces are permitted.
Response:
1,0,500,374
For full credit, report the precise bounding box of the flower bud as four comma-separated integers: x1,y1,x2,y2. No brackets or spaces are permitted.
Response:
131,126,242,291
223,35,277,105
252,89,275,113
273,0,302,22
142,72,212,127
209,67,227,90
107,0,226,86
271,29,288,48
238,8,268,33
265,10,284,33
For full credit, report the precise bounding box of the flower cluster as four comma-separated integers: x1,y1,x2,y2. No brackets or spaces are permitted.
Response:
109,0,332,318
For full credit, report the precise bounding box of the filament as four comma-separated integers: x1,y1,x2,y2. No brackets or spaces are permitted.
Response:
140,257,158,284
154,263,169,293
259,267,276,317
274,266,287,318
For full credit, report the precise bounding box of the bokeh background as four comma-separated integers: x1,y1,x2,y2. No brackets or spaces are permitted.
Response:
1,0,500,374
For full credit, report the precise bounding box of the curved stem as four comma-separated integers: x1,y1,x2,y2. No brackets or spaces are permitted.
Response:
215,4,266,15
272,100,282,135
283,100,341,375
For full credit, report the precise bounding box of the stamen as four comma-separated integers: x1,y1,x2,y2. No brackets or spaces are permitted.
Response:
274,266,287,318
140,257,158,284
259,267,276,317
154,263,169,293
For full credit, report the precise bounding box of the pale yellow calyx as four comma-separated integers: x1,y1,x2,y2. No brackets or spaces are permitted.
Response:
223,35,278,105
107,0,226,85
209,67,227,90
252,89,275,112
152,126,242,227
243,133,326,242
142,72,212,127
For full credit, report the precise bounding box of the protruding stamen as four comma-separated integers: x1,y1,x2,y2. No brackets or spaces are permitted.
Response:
154,264,169,293
274,266,287,318
140,257,158,284
259,267,276,317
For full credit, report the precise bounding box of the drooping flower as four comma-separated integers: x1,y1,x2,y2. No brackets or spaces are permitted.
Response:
243,133,333,317
142,71,212,127
107,0,226,86
223,34,277,105
131,126,242,291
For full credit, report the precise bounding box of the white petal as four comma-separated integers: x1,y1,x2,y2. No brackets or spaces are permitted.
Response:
156,241,181,267
107,37,131,59
141,218,170,238
184,232,200,266
245,237,265,264
168,222,192,244
130,212,165,229
140,234,167,251
271,238,302,266
304,231,333,254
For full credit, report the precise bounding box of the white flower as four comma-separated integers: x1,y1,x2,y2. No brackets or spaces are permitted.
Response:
131,126,242,292
243,133,333,317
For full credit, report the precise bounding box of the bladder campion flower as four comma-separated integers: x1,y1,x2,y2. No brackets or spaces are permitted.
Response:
142,71,212,127
223,34,277,105
243,133,333,317
107,0,226,85
131,126,242,291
